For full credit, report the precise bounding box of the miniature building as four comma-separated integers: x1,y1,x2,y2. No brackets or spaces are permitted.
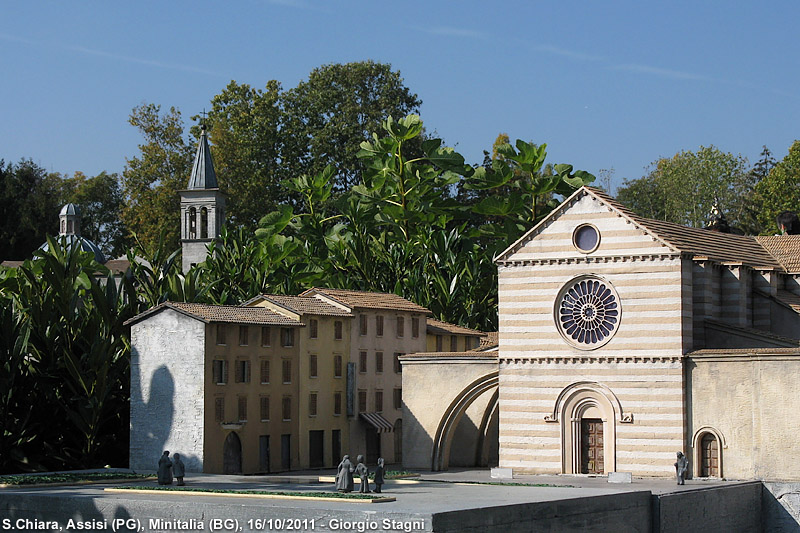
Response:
402,186,800,480
126,302,304,474
180,124,225,273
426,318,485,352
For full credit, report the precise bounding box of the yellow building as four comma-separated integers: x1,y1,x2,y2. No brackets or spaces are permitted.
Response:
426,318,485,352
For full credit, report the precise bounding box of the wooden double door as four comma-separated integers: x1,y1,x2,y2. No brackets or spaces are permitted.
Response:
699,433,719,477
580,418,604,474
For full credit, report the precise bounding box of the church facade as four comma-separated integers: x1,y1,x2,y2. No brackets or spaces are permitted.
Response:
402,186,800,480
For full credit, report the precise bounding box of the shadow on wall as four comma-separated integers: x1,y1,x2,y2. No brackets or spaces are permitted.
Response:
763,483,800,532
399,406,433,471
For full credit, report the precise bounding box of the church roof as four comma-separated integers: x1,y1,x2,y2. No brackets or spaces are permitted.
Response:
125,301,304,327
497,186,798,272
299,287,431,314
243,294,353,317
39,235,106,264
186,126,218,190
59,203,79,216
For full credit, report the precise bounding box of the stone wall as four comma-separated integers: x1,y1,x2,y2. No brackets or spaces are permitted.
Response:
130,309,206,472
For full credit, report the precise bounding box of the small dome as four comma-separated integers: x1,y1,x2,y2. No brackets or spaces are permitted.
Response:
39,235,106,264
60,203,80,216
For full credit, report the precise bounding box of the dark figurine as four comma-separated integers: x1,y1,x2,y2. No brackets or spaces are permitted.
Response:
172,453,185,486
157,451,173,485
373,457,385,493
674,451,688,485
335,455,354,492
355,454,370,493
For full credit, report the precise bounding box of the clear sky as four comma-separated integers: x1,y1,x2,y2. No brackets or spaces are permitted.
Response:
2,1,799,192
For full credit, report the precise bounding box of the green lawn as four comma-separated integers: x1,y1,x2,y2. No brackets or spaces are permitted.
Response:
0,472,151,486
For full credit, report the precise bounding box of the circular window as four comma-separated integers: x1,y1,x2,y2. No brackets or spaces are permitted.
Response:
555,276,620,349
573,224,600,253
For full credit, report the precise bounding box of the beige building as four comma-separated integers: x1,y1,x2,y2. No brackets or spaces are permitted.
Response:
126,302,304,474
426,318,485,352
402,186,800,481
299,288,430,465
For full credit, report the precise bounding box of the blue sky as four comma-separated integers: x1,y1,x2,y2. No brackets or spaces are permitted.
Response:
2,1,799,192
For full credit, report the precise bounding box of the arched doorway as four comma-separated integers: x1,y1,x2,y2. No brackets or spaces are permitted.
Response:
223,432,242,474
692,427,724,478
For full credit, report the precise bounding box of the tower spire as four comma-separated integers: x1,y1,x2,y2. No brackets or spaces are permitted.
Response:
187,121,218,190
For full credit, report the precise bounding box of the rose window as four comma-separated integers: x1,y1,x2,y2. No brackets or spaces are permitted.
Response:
556,277,620,349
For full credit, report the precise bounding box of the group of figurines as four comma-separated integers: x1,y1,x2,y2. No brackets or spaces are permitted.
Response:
157,450,186,486
335,455,385,494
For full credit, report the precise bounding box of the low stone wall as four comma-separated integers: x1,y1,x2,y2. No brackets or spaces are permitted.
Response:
763,482,800,533
652,482,762,533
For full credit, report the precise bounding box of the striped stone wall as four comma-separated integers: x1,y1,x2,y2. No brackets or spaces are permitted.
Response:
497,192,688,476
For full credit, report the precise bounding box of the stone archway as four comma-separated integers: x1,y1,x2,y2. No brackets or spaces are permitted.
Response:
546,382,633,475
692,426,725,478
431,371,498,471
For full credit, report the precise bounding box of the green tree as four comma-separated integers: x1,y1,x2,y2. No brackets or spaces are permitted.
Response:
281,61,422,194
755,140,800,234
616,146,751,229
203,80,284,228
121,104,193,252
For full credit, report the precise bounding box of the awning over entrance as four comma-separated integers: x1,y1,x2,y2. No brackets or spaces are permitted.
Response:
359,412,394,433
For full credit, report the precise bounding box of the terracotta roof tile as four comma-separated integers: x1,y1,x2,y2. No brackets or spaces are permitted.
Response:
125,301,303,327
426,318,486,337
252,294,352,317
104,259,131,275
300,287,431,314
755,235,800,273
400,351,499,359
477,331,499,351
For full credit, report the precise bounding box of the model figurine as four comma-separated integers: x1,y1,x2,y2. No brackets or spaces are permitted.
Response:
336,455,354,492
157,451,173,485
373,457,385,493
675,451,689,485
355,455,370,493
172,453,185,486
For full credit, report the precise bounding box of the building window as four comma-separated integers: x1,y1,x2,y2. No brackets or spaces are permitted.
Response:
281,328,295,347
375,390,383,413
334,321,343,340
282,396,291,421
394,352,404,373
309,393,318,417
334,355,343,378
260,359,270,384
359,351,367,373
396,316,404,337
309,354,318,378
239,325,249,346
213,360,228,384
450,335,458,352
215,397,224,422
309,319,318,339
235,360,251,383
393,388,402,410
238,396,247,422
260,396,270,421
376,315,384,337
261,326,271,347
358,390,367,413
216,324,227,345
412,317,419,338
334,392,342,416
436,335,443,352
282,359,291,384
200,207,209,239
359,314,368,336
375,351,384,373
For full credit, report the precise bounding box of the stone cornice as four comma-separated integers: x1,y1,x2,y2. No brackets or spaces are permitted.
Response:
499,355,684,364
497,253,681,267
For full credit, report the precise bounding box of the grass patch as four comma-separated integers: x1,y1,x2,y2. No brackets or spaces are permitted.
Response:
113,486,377,499
369,470,419,480
0,472,151,486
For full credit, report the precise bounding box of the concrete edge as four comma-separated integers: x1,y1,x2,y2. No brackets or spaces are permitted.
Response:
318,476,421,484
103,488,397,504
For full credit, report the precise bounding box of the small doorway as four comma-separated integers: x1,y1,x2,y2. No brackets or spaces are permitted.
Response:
580,418,604,474
366,429,381,464
259,435,270,473
332,430,341,466
700,433,719,477
223,432,242,474
309,430,324,468
281,434,291,471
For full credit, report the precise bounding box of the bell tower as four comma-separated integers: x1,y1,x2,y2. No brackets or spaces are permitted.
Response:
180,123,225,273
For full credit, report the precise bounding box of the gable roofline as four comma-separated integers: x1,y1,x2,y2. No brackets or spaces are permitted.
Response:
124,301,304,328
495,186,679,264
299,287,432,314
242,293,353,317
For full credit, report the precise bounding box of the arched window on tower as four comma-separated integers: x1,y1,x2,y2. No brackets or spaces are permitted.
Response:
189,207,197,239
61,220,66,234
67,220,74,234
201,207,208,239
